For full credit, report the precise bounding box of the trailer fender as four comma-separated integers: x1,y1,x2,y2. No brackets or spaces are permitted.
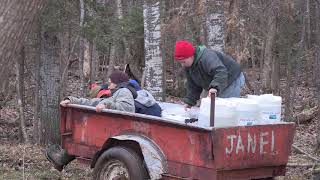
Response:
92,134,167,180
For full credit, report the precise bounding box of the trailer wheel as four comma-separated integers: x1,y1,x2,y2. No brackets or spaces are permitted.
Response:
93,146,148,180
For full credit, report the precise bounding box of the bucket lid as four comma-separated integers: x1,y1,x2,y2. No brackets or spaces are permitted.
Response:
246,94,282,104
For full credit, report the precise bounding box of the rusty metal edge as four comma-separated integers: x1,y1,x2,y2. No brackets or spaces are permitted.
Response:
64,104,213,131
64,104,295,131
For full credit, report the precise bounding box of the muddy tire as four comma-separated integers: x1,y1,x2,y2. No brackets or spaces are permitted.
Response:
93,146,148,180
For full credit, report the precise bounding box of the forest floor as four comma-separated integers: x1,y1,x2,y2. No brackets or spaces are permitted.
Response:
0,69,319,179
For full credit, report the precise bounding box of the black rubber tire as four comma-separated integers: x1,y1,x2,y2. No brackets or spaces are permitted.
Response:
93,146,148,180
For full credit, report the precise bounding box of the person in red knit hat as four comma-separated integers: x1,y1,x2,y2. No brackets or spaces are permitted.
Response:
174,40,245,110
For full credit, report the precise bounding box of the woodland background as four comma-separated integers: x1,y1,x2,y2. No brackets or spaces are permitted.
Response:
0,0,320,179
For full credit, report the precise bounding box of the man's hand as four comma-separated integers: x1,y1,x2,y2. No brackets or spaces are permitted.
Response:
60,100,70,107
96,104,106,112
184,104,192,111
208,88,217,97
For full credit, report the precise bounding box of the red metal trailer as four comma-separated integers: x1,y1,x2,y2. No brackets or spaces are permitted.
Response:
60,102,295,180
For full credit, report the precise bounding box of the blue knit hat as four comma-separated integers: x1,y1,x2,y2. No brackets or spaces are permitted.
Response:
129,79,141,91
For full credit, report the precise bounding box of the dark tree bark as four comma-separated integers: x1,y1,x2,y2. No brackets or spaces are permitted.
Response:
0,0,47,89
39,31,61,144
33,23,41,143
314,0,320,152
282,0,294,122
16,46,29,143
262,1,278,93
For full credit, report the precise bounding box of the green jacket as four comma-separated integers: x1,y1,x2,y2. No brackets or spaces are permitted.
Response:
183,46,241,106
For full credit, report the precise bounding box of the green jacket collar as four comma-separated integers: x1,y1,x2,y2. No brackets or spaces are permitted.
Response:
193,45,206,66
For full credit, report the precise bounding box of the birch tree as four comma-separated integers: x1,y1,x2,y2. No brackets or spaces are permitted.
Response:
143,0,164,101
79,0,85,96
205,0,225,51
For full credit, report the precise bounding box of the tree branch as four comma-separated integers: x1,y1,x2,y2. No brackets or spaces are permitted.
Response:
293,144,320,162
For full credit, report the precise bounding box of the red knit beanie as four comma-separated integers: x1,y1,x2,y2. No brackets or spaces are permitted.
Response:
174,40,195,61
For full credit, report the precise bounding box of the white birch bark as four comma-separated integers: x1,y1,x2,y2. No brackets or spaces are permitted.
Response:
116,0,123,19
205,0,225,51
83,39,91,79
143,0,164,101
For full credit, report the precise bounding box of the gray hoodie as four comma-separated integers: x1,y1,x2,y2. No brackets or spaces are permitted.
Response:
67,88,135,112
135,90,156,107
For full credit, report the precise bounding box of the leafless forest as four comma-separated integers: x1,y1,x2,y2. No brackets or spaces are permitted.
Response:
0,0,320,179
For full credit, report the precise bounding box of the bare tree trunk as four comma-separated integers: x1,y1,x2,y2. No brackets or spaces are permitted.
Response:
0,62,12,109
262,2,277,93
116,0,131,64
305,0,311,49
106,0,124,79
314,0,320,152
305,0,313,85
227,0,240,57
271,55,280,95
60,36,79,100
39,31,61,144
83,39,91,82
283,0,294,122
16,46,29,143
90,43,99,83
205,0,225,51
198,0,206,44
106,45,116,79
271,3,280,95
79,0,85,96
259,39,265,75
292,0,307,108
104,44,112,82
143,0,164,101
0,0,47,90
33,21,41,143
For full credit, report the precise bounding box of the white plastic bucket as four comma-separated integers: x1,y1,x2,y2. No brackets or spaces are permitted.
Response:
229,98,259,126
258,94,281,124
214,98,236,127
198,97,211,127
198,98,236,127
247,94,282,124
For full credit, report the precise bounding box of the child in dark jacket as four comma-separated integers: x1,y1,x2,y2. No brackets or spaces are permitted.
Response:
129,80,162,117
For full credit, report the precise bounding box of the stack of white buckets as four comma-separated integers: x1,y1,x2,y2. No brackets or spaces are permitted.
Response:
198,94,282,127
